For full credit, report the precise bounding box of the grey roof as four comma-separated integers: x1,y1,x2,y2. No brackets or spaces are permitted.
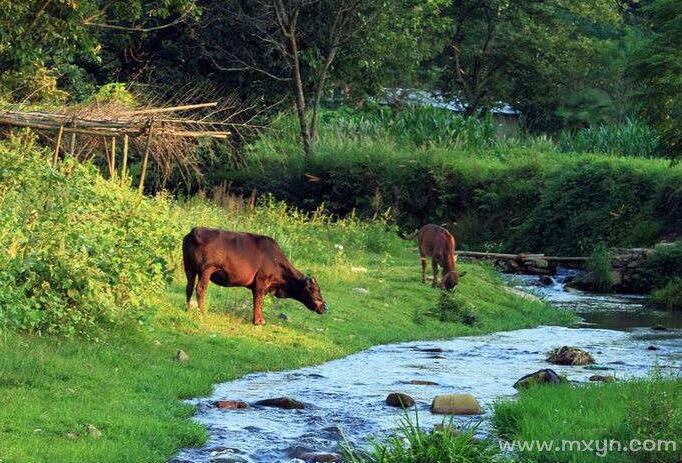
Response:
382,88,519,115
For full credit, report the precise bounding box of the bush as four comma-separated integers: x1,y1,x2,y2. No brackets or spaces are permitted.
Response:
651,278,682,310
583,244,614,293
640,241,682,291
437,291,478,325
0,134,176,336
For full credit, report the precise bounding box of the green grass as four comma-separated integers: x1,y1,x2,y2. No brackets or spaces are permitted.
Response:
216,109,682,256
0,199,576,463
343,414,508,463
493,376,682,463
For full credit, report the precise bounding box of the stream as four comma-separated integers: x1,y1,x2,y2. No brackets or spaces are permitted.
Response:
172,269,682,463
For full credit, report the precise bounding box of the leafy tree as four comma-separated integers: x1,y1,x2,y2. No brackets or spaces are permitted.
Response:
436,0,625,129
627,0,682,160
0,0,198,103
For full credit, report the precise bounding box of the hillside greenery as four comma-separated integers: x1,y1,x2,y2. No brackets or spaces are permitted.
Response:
215,109,682,256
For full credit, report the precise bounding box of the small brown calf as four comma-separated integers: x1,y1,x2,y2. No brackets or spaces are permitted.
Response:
416,224,465,290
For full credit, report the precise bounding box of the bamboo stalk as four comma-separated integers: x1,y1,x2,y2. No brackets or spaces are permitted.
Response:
69,119,77,156
137,119,155,194
110,136,116,178
53,125,64,166
121,134,129,184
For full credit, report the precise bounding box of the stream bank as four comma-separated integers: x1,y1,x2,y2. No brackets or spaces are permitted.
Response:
172,272,681,463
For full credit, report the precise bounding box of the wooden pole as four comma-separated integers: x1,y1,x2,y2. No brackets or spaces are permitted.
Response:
137,119,155,194
53,125,64,166
110,136,116,178
121,134,129,185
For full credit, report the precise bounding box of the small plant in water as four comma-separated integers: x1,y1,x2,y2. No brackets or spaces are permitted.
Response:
584,243,614,293
342,411,505,463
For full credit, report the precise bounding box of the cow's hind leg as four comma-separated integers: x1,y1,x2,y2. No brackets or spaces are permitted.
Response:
185,270,197,310
431,259,439,287
420,257,427,284
252,288,266,326
196,267,216,315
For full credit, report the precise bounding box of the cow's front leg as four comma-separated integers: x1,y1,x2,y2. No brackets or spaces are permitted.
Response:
252,289,266,325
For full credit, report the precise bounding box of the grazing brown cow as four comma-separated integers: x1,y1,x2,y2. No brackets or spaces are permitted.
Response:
415,224,465,290
182,227,328,325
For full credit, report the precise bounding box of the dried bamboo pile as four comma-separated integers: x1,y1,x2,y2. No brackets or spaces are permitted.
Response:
0,101,232,192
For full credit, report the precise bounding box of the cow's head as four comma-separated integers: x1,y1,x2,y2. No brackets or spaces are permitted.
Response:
441,270,466,291
295,276,328,314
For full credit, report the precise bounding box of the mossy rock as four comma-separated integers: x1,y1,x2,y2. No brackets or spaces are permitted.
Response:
547,346,595,365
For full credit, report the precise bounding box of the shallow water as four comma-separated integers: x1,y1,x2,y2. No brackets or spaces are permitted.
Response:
173,271,682,463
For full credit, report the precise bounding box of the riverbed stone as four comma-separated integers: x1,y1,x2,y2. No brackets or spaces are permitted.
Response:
431,394,483,415
513,369,565,389
646,345,660,351
539,276,554,286
254,397,305,409
547,346,595,365
589,375,616,382
409,379,438,386
651,324,667,331
386,392,415,408
215,400,249,410
299,452,341,462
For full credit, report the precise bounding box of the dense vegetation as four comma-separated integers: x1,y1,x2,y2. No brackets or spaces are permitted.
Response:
217,109,682,256
0,138,575,461
494,376,682,463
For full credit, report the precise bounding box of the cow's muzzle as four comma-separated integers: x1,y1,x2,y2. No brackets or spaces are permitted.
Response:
318,303,328,314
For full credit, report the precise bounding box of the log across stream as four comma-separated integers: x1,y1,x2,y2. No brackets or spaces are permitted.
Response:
172,272,681,463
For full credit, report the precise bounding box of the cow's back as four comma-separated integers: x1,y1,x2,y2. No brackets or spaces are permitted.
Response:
418,224,455,258
183,227,290,283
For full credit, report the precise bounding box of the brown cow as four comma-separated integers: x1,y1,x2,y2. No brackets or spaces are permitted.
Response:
182,227,327,325
415,224,465,290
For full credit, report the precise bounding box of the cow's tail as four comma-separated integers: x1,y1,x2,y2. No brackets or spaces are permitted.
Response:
182,229,201,305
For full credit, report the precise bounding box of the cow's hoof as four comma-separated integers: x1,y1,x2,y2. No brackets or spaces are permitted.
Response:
253,319,266,326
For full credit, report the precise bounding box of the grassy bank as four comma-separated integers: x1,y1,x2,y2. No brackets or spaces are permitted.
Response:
215,110,682,256
0,137,575,463
494,377,682,463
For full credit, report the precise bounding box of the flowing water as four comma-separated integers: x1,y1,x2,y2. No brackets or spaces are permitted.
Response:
172,269,681,463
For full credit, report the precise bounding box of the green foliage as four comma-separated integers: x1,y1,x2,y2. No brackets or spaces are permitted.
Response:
320,105,497,148
0,135,175,335
494,376,682,463
557,119,662,158
583,244,614,293
651,278,682,311
437,291,478,325
639,241,682,294
223,109,682,255
628,0,682,160
344,414,507,463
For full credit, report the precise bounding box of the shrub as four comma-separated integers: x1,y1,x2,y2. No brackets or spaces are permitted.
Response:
651,278,682,310
640,241,682,292
437,291,478,325
583,244,614,293
0,134,176,336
